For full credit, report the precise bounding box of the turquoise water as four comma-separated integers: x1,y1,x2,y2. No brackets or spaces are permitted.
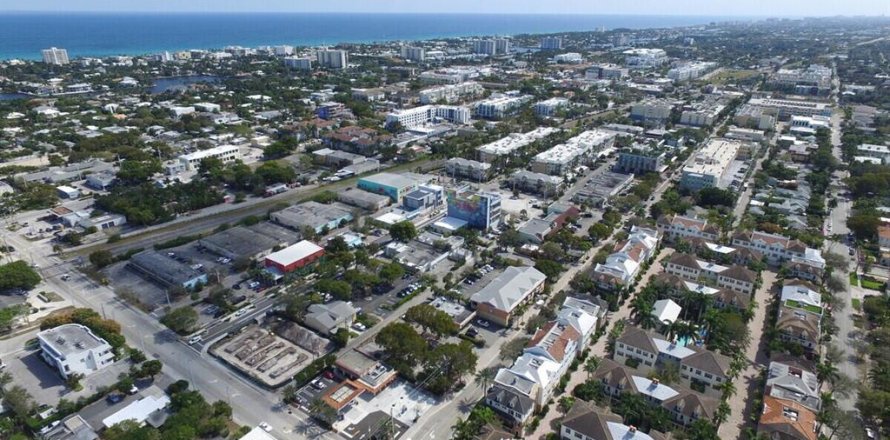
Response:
0,12,749,60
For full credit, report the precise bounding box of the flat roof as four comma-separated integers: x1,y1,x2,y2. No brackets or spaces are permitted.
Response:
102,393,170,428
240,427,279,440
359,172,418,190
38,324,109,356
434,216,468,231
129,251,206,285
265,240,323,266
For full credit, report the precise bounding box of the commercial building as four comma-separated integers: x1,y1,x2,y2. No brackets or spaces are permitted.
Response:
419,66,488,84
264,240,325,273
856,143,890,162
530,130,616,175
470,266,547,327
312,148,368,168
631,99,675,124
316,49,348,69
178,145,240,171
270,201,354,234
358,172,420,202
337,188,391,211
334,350,398,395
38,324,114,379
623,48,668,67
56,185,80,199
615,145,667,174
445,157,492,181
680,102,726,127
518,208,578,244
572,171,634,208
668,61,717,81
767,64,832,95
199,223,297,261
474,93,533,120
385,105,471,129
283,56,312,70
533,98,570,117
446,187,502,231
586,64,629,80
101,390,171,429
419,82,483,104
400,46,425,62
734,104,778,130
42,47,70,65
553,53,583,64
477,127,558,163
746,97,832,120
680,138,744,191
540,37,563,50
591,226,661,291
128,251,209,290
508,170,563,197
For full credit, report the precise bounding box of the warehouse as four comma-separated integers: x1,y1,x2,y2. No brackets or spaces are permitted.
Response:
337,188,392,211
199,224,297,261
271,201,354,234
357,172,420,202
128,251,209,290
264,240,325,274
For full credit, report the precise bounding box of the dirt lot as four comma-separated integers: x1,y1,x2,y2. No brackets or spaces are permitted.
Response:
211,324,314,388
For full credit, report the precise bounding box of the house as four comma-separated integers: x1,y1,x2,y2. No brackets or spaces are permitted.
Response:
486,385,536,428
757,396,818,440
560,400,669,440
593,359,720,427
785,260,824,284
470,266,546,327
613,327,731,392
766,360,821,412
776,307,821,353
656,215,720,243
39,414,98,440
591,226,660,292
780,281,823,316
304,301,356,336
102,390,171,429
664,253,756,296
732,230,824,268
652,272,750,312
333,349,397,395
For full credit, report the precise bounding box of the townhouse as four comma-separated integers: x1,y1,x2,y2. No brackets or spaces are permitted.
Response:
591,226,661,292
656,214,720,243
560,400,670,440
766,357,821,412
664,253,758,296
757,396,818,440
613,327,732,393
652,273,750,312
732,230,825,268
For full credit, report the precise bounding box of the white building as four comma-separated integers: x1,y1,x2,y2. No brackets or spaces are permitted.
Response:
534,98,570,117
631,99,675,123
474,93,533,120
385,105,471,129
477,127,558,162
419,82,484,104
592,226,660,290
194,102,221,113
680,138,744,191
401,46,425,62
445,157,492,181
540,37,563,50
273,45,294,56
530,129,616,175
42,47,70,65
680,102,726,127
668,61,717,81
178,145,241,171
624,48,668,68
284,56,313,70
856,143,890,161
746,97,832,120
38,324,114,379
316,49,348,69
554,53,583,64
586,64,628,80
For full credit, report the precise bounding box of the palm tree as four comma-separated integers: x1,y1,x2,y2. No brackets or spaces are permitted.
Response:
719,380,737,401
714,401,731,427
585,356,601,381
474,367,496,393
817,361,840,386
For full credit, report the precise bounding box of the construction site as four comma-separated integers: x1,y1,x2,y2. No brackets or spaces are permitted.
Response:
211,324,319,388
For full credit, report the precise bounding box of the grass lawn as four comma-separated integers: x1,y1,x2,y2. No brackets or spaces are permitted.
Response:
850,272,860,287
852,298,862,311
707,69,759,84
861,278,885,291
785,299,823,315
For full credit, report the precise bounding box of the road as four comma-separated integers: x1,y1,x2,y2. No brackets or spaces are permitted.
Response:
0,229,338,439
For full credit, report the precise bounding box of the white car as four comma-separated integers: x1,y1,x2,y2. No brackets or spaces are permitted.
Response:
188,335,203,345
352,323,366,331
259,422,272,432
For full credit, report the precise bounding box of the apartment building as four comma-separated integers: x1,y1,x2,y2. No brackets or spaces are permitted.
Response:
664,253,757,296
419,82,484,104
591,226,661,292
732,230,825,267
385,105,471,129
656,214,720,243
680,138,744,191
531,129,616,175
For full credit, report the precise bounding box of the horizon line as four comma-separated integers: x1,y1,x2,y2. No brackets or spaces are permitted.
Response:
0,10,869,18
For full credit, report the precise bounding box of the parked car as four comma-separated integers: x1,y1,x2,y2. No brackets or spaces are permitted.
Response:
466,327,479,337
476,319,490,328
106,393,124,404
188,335,203,345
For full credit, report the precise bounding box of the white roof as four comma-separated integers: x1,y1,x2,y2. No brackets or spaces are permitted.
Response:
470,266,546,312
682,280,720,296
240,426,279,440
652,299,682,324
102,394,170,428
704,242,736,254
265,240,323,266
433,216,468,232
607,422,658,440
633,376,679,402
653,338,697,360
781,284,822,309
510,353,560,391
374,212,406,225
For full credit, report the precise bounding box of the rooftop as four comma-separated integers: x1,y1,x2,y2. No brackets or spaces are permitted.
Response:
265,240,324,266
470,266,547,312
38,324,109,357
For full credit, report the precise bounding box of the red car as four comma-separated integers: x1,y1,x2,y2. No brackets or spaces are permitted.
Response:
323,370,335,380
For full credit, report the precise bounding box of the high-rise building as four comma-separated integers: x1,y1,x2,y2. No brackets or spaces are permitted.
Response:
41,47,69,65
472,40,497,56
316,49,349,69
273,45,294,56
284,56,313,70
495,39,511,55
446,187,501,231
401,46,425,62
540,37,563,50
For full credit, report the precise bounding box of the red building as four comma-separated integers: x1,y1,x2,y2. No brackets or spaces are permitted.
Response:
264,240,325,273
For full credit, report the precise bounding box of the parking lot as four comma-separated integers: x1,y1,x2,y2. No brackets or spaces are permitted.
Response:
295,375,338,408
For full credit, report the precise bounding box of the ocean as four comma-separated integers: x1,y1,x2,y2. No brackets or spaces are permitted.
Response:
0,12,744,60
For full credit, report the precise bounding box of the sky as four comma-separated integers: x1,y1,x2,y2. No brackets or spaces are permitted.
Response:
1,0,888,17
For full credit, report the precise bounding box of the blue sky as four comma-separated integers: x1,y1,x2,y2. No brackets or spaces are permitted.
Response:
2,0,888,16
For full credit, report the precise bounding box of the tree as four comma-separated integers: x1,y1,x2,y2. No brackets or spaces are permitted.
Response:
540,242,566,262
1,385,34,421
378,262,405,284
0,261,41,290
558,396,575,416
405,304,458,336
89,250,116,268
584,356,601,381
375,322,428,374
315,279,353,301
685,419,720,440
103,419,160,440
474,367,496,392
139,360,163,378
500,337,531,361
0,305,27,332
160,307,198,335
389,221,417,242
534,258,564,280
424,342,478,394
697,187,735,208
